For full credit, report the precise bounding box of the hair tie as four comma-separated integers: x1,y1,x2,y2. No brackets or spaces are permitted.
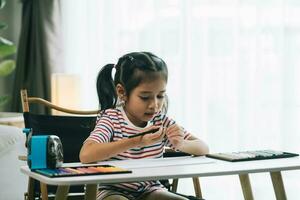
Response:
127,55,134,61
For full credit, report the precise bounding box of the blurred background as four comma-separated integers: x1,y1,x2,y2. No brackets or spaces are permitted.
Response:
1,0,300,199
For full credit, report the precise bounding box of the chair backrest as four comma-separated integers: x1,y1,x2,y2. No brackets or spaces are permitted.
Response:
20,89,99,196
23,113,96,162
21,89,99,162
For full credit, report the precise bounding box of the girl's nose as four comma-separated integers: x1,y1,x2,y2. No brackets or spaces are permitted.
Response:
149,98,158,110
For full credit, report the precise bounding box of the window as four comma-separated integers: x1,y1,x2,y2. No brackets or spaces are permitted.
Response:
60,1,300,198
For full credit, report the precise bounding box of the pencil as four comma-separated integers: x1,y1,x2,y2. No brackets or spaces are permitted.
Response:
128,128,160,138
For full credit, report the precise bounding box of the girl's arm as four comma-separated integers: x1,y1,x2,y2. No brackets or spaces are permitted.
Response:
80,126,164,163
166,124,209,156
80,138,138,163
177,135,209,156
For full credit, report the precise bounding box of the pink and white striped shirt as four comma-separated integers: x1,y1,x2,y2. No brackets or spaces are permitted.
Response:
86,106,191,195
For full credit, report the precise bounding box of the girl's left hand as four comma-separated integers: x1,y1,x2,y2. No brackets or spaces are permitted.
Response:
166,124,185,149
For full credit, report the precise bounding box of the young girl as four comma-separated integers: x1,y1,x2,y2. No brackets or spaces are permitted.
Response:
80,52,209,200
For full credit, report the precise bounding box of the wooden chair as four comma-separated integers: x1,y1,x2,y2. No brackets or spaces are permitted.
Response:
20,89,204,200
20,89,99,200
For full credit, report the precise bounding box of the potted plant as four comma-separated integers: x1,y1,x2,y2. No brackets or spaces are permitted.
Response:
0,0,17,107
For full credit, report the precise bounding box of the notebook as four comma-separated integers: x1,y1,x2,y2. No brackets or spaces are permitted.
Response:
206,150,299,162
34,164,132,178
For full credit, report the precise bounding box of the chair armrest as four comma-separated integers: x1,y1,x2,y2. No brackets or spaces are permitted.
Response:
163,147,191,157
18,155,27,161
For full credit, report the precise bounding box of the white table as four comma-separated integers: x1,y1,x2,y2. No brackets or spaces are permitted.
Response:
20,156,300,200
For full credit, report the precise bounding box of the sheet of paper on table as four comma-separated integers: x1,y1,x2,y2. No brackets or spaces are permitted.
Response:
106,156,215,169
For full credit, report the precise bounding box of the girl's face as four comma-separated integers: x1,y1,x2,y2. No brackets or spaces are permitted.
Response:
123,76,167,127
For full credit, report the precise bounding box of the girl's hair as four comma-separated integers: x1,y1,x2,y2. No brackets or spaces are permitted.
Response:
96,52,168,111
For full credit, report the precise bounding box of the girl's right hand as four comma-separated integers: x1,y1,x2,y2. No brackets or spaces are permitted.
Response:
133,126,165,147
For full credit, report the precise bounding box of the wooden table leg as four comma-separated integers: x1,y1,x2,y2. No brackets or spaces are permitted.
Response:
171,178,179,193
85,184,97,200
54,185,70,200
270,171,287,200
192,177,203,198
26,177,35,200
40,182,48,200
239,174,254,200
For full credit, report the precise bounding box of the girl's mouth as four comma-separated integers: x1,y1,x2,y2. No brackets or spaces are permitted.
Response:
145,113,155,118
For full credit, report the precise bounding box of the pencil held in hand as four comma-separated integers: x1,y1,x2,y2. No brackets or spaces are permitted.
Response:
128,128,160,138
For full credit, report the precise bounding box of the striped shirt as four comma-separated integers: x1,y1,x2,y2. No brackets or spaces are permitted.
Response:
86,106,191,198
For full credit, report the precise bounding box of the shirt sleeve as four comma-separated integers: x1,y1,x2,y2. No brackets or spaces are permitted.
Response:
86,112,114,143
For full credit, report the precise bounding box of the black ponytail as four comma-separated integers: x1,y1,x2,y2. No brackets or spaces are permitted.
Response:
97,52,169,112
96,64,117,110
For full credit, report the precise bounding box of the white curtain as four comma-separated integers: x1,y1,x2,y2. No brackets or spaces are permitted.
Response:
60,0,300,199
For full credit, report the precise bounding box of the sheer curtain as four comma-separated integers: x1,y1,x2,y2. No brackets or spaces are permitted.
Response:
60,0,300,199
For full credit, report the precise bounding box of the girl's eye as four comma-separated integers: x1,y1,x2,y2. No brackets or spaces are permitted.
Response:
139,95,165,101
139,96,149,100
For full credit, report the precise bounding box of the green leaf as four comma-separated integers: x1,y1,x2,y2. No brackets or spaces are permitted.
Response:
0,37,13,45
0,37,16,57
0,59,15,76
0,22,7,30
0,95,10,107
0,0,6,9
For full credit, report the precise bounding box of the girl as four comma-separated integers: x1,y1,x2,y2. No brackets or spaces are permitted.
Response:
80,52,209,200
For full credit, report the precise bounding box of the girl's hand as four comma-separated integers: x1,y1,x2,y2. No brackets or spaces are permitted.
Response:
166,124,185,149
133,126,165,147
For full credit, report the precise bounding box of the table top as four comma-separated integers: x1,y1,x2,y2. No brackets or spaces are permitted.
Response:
20,156,300,186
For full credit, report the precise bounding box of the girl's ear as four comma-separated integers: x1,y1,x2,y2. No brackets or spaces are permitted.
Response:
116,84,127,101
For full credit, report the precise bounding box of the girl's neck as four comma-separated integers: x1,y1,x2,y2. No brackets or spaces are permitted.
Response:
119,106,149,128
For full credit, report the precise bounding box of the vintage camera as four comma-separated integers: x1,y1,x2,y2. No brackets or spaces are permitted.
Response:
23,128,63,170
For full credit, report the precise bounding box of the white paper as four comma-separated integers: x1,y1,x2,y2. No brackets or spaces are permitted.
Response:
105,156,214,169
